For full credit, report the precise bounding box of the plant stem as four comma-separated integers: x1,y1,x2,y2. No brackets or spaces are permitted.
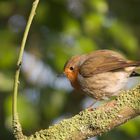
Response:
12,0,40,139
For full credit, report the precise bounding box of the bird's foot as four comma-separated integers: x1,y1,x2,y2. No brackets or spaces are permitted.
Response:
86,101,97,111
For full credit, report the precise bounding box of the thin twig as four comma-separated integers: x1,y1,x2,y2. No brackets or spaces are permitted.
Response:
12,0,40,139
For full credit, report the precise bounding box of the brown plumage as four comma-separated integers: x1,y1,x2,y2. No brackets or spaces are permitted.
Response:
64,50,140,100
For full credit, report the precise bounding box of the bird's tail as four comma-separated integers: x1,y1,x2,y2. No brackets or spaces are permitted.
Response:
127,61,140,67
128,61,140,77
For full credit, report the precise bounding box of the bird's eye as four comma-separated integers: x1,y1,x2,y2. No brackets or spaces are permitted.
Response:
69,67,74,71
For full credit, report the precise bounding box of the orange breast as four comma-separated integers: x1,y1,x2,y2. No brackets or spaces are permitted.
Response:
64,68,80,89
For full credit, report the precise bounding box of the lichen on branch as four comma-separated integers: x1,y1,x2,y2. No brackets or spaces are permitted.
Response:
27,85,140,140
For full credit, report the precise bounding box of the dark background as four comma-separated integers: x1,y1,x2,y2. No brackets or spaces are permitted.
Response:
0,0,140,139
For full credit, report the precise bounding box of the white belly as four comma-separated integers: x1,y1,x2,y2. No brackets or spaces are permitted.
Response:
102,72,128,94
78,71,130,99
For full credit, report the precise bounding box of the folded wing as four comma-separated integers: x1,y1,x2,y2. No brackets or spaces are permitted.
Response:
79,51,140,77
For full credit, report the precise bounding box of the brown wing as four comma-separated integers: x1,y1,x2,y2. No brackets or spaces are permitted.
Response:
79,53,140,77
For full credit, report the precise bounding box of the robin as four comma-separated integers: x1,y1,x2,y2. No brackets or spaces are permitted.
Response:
63,50,140,102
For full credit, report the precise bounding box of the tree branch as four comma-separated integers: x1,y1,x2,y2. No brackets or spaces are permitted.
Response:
12,0,39,139
27,85,140,140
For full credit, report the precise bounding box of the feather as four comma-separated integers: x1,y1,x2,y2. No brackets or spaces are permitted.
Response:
79,50,140,77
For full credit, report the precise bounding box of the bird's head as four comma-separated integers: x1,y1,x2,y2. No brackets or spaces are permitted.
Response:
63,55,82,88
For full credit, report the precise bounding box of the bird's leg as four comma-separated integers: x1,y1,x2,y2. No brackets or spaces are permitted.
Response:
87,100,98,111
87,97,109,111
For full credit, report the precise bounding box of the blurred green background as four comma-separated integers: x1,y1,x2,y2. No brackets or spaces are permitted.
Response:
0,0,140,139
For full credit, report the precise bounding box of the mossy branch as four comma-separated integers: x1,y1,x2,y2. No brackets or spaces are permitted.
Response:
12,0,39,139
27,85,140,140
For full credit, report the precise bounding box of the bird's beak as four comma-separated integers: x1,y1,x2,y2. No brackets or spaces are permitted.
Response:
57,72,66,77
